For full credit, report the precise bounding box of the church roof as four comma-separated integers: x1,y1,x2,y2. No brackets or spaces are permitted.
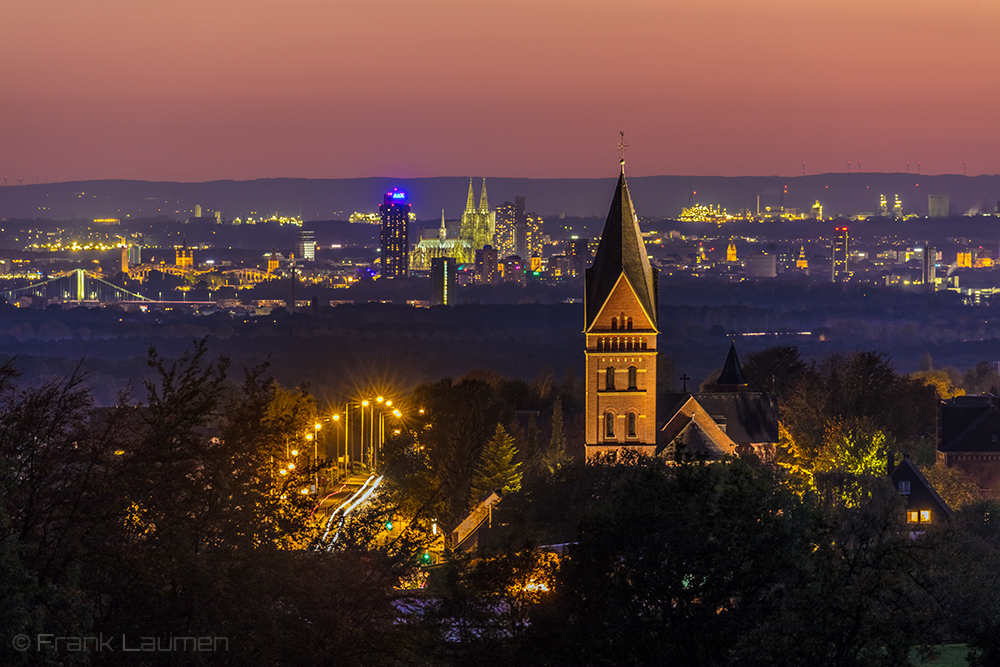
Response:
714,342,748,387
585,165,658,329
662,392,778,445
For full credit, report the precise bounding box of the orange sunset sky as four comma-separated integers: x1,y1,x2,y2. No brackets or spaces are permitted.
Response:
1,0,997,182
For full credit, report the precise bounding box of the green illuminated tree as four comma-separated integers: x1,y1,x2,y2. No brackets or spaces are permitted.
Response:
470,424,522,505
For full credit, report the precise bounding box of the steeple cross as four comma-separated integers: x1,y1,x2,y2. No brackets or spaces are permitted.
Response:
617,131,629,162
680,374,690,392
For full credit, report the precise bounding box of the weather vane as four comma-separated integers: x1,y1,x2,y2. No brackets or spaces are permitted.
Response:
617,131,629,163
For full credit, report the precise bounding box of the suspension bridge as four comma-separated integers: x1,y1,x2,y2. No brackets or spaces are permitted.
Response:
4,268,151,304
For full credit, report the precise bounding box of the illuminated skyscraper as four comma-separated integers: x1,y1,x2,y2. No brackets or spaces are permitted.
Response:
379,188,410,279
494,201,517,257
922,244,936,286
832,227,849,282
568,238,591,277
584,161,658,459
296,229,316,262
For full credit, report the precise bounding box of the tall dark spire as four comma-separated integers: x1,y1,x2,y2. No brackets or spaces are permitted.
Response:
585,166,658,330
712,341,748,391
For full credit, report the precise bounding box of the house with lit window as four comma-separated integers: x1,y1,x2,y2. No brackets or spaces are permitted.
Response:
889,455,951,529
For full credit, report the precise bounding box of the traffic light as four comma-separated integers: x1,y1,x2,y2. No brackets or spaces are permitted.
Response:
384,520,393,531
421,551,431,563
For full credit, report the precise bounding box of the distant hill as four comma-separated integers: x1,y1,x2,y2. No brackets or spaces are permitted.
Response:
1,173,998,221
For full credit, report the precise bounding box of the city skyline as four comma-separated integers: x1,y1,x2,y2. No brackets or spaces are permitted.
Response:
2,0,998,182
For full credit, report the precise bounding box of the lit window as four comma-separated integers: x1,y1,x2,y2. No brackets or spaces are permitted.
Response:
898,480,910,495
906,510,919,523
628,412,637,437
606,367,615,391
920,510,931,523
628,366,637,390
605,412,615,439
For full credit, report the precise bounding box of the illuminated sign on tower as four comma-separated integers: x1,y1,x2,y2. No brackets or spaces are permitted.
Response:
379,188,410,279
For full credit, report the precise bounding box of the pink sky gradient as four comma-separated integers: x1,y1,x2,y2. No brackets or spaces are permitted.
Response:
2,0,997,181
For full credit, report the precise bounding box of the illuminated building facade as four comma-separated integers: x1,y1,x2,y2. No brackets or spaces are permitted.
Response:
476,245,498,284
832,227,849,282
922,244,937,286
796,246,809,271
379,188,410,279
811,200,823,220
176,240,193,269
584,162,659,459
430,257,456,306
568,238,591,277
456,179,494,264
296,229,316,262
494,201,517,257
526,213,543,258
726,242,737,262
411,179,494,270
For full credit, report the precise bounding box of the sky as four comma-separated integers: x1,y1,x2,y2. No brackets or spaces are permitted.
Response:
2,0,998,182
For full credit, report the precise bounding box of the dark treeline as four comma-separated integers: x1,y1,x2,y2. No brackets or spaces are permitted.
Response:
4,339,1000,665
4,276,1000,405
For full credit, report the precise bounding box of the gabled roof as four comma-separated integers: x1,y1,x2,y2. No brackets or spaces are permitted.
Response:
939,400,1000,452
658,395,737,459
889,457,953,519
662,392,778,444
585,165,658,330
714,342,748,387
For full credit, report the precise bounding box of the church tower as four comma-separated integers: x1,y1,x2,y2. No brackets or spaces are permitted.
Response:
584,161,659,458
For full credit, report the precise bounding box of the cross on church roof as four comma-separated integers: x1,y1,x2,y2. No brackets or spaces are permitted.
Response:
680,374,690,392
617,131,629,164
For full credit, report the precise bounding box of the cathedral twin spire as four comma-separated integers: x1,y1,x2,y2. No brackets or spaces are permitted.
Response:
465,177,489,215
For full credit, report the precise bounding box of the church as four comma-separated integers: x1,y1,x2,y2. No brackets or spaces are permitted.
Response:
410,178,495,271
584,160,778,461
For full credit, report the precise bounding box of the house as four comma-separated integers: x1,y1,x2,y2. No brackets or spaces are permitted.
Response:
937,394,1000,497
889,455,952,528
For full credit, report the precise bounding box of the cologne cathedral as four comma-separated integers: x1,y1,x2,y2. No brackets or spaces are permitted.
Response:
410,178,495,270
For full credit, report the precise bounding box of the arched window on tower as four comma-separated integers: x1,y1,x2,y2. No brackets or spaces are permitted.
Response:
597,338,603,351
628,412,637,437
627,317,633,330
606,366,615,390
605,412,615,439
611,317,617,331
628,366,637,390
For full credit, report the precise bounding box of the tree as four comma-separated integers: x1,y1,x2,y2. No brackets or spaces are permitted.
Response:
963,361,1000,395
921,464,981,509
470,424,522,505
542,397,572,473
742,345,807,399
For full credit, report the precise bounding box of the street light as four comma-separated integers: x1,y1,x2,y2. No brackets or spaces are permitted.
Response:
332,413,342,480
313,422,322,491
